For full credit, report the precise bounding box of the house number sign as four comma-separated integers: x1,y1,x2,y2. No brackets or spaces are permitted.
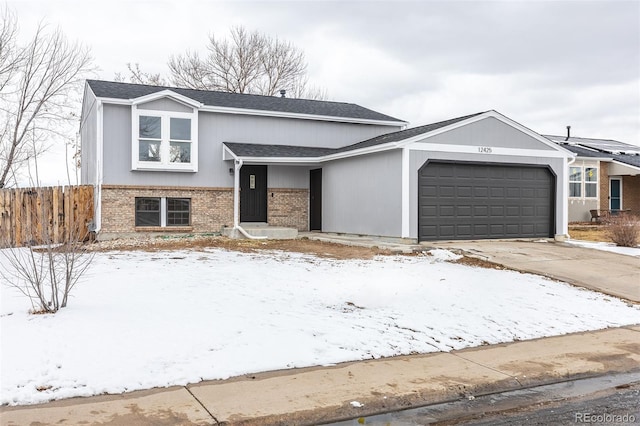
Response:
478,147,493,153
250,174,256,189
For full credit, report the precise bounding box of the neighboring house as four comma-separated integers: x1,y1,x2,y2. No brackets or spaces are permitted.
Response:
80,80,573,242
544,134,640,222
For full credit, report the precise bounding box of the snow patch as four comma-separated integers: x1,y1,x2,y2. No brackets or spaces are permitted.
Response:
426,249,463,262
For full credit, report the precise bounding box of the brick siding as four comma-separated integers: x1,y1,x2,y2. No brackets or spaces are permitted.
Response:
599,162,609,212
622,175,640,215
100,185,309,237
101,185,234,236
267,188,309,231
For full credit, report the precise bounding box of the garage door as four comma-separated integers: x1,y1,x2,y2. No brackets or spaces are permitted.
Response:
419,161,554,241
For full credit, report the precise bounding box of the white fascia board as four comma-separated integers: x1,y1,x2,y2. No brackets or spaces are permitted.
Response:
198,104,407,127
409,142,571,158
130,90,203,109
573,155,613,162
222,145,238,161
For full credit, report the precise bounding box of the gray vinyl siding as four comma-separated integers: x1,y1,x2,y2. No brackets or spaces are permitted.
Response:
409,150,566,239
137,98,193,113
426,117,557,150
322,150,402,237
101,104,400,187
80,87,98,185
267,165,310,189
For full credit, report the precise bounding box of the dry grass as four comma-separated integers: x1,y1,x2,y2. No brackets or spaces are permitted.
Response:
568,224,612,243
86,235,392,260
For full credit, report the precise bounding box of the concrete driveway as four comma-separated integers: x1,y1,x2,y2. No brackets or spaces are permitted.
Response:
430,240,640,303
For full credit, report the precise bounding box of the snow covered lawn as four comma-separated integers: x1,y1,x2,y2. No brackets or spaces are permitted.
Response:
1,247,639,406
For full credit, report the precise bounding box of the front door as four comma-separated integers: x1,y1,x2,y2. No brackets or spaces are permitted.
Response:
240,165,267,222
309,168,322,230
610,178,621,211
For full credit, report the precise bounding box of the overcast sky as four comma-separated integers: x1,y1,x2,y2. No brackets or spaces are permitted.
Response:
7,0,640,185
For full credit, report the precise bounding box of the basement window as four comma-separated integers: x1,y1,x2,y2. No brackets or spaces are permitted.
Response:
135,197,191,227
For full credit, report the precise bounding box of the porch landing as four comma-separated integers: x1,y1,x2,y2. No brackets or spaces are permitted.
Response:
222,224,298,240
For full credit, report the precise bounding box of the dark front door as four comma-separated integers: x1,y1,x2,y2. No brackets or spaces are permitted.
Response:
310,168,322,230
240,165,267,222
610,178,621,211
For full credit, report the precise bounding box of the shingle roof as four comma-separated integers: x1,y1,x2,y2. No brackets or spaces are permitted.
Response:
223,143,335,158
224,112,486,158
87,80,405,123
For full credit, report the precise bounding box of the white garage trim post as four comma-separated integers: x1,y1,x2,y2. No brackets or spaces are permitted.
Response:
402,147,410,238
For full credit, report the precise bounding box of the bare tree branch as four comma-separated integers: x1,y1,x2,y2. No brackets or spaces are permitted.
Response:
0,10,94,188
166,26,326,99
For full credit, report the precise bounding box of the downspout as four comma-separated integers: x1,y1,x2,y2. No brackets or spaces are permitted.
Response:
232,158,267,240
94,99,103,233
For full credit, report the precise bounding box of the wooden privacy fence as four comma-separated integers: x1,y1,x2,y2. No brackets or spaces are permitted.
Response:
0,185,94,247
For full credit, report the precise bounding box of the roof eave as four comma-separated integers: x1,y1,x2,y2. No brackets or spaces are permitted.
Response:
92,93,407,127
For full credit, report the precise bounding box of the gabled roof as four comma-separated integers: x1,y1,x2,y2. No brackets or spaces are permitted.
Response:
544,135,640,169
224,111,572,162
86,80,405,125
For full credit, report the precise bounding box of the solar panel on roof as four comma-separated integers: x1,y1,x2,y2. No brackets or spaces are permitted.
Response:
573,139,640,154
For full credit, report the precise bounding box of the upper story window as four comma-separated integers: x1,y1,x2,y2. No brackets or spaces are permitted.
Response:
569,165,598,199
132,104,198,172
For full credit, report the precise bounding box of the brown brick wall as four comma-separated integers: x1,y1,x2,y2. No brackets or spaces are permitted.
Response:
267,188,309,231
622,175,640,215
599,162,609,211
100,186,233,235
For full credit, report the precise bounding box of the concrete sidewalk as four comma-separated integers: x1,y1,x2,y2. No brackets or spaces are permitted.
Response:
2,325,639,426
430,240,640,302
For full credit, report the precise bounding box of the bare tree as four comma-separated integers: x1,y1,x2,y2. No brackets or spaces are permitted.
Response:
114,62,167,86
167,26,326,99
0,8,94,188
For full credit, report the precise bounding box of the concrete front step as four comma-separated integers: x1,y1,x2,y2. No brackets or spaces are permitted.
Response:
222,225,298,240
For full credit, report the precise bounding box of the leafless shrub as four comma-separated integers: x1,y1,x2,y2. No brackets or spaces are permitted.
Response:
606,213,640,248
0,202,94,314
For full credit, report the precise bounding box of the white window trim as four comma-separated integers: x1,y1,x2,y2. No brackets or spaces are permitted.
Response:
568,165,598,199
131,104,199,172
584,166,598,199
135,196,191,228
569,166,582,198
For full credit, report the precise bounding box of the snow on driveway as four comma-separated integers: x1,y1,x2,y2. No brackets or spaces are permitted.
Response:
1,248,638,405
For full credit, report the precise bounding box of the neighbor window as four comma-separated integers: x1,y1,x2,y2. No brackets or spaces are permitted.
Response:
135,197,191,227
569,166,598,198
569,167,582,197
132,106,198,171
585,167,597,198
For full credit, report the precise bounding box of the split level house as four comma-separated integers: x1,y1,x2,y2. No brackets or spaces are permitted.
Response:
544,134,640,223
80,80,575,242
